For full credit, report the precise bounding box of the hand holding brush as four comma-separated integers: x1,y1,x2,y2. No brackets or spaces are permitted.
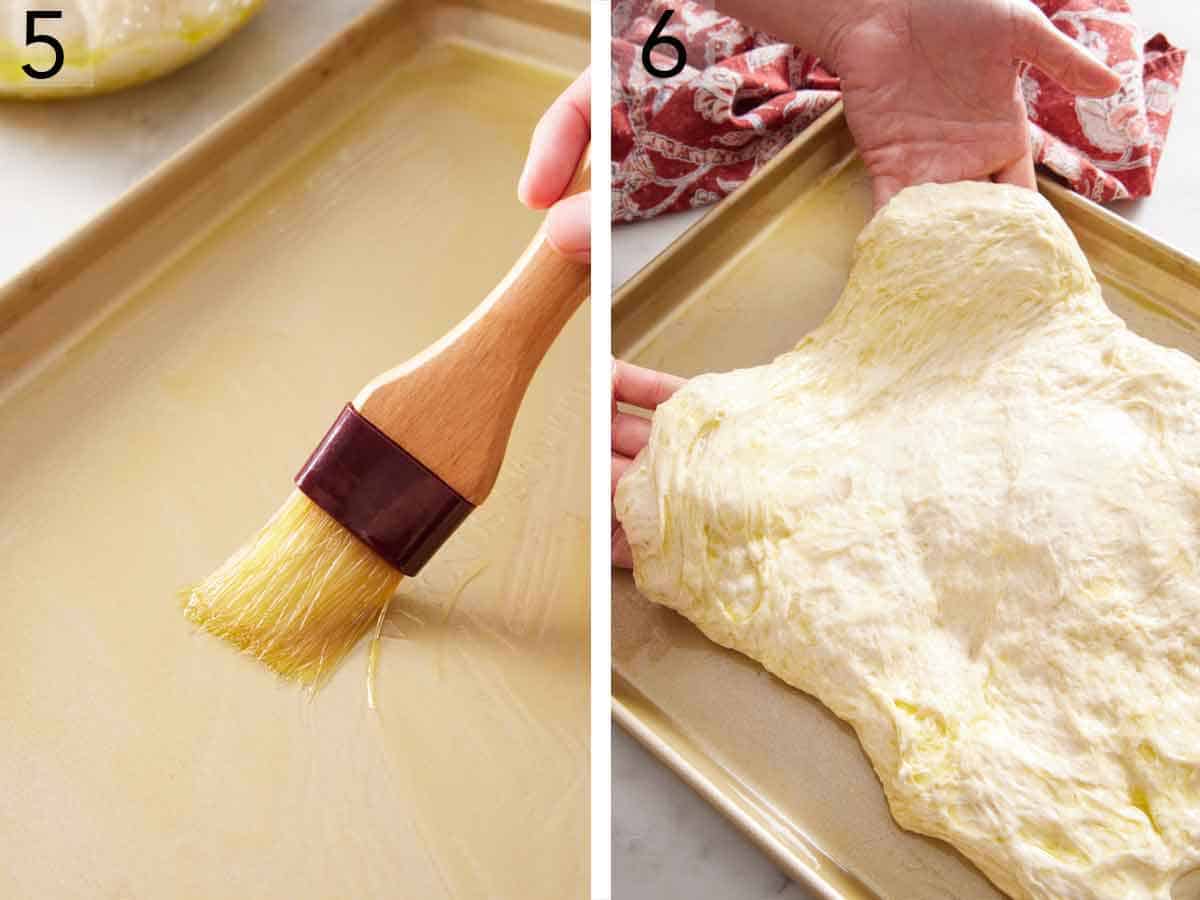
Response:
184,149,591,686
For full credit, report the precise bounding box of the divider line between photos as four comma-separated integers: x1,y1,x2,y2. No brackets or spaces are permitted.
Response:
589,7,614,898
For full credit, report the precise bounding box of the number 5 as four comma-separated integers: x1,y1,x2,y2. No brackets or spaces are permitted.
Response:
23,10,65,80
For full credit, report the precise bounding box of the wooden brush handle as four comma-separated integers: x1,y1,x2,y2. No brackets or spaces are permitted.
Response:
353,149,591,506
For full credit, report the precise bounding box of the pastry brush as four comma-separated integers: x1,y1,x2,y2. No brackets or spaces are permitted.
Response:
183,153,590,686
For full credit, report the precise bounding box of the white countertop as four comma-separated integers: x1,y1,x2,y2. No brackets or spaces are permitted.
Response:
612,2,1200,898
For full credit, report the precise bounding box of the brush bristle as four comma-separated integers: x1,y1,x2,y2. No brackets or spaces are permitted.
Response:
183,490,402,686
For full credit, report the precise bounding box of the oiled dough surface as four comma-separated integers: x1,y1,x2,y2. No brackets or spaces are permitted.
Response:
615,183,1200,900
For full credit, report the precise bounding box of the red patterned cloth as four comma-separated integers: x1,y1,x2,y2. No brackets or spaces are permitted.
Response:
612,0,1187,222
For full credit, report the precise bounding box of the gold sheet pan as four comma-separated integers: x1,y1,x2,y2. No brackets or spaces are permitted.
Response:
613,104,1200,900
0,2,588,898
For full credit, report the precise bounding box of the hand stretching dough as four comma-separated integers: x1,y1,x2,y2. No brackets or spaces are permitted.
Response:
615,183,1200,899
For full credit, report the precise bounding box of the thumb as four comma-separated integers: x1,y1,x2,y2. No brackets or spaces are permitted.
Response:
546,191,591,264
1012,5,1121,98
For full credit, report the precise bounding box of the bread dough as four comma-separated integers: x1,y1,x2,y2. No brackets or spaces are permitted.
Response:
0,0,265,98
615,183,1200,899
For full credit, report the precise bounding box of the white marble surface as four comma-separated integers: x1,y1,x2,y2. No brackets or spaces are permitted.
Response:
612,2,1200,898
612,729,818,900
0,0,379,286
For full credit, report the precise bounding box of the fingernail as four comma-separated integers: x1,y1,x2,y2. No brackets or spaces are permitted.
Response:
517,161,533,207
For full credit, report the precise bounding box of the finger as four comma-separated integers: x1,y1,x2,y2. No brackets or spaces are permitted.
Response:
518,68,591,209
611,359,619,419
612,524,634,570
993,149,1037,189
613,412,652,459
612,453,633,498
545,191,591,263
613,360,686,410
1012,6,1121,98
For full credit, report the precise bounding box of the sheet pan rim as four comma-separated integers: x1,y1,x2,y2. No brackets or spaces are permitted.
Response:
613,104,1200,348
613,681,850,900
0,0,589,338
611,106,1200,899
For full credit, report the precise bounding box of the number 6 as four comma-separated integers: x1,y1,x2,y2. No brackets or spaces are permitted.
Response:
642,11,687,79
23,10,65,80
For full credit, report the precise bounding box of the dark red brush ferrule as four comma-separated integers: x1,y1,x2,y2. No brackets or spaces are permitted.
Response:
295,404,474,577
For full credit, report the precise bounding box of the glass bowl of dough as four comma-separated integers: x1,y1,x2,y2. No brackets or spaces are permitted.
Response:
0,0,267,99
